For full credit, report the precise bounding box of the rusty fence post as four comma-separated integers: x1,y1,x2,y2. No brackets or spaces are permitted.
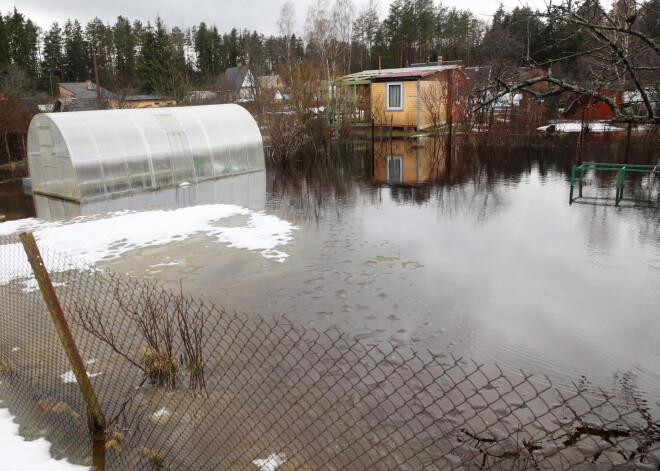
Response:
19,232,106,470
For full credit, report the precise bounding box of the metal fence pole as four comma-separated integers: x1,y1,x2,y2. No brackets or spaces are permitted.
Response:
19,232,106,470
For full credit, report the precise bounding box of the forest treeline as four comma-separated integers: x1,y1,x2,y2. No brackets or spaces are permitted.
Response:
1,0,657,101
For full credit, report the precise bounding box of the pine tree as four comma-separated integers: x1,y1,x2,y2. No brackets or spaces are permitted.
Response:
113,16,137,87
6,8,39,80
85,18,114,85
0,12,10,66
63,20,89,82
138,17,185,98
41,23,63,93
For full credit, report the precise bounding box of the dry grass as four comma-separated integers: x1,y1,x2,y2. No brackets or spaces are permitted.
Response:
139,347,179,388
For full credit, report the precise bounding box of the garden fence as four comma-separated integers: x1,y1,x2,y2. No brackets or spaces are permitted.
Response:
0,233,658,470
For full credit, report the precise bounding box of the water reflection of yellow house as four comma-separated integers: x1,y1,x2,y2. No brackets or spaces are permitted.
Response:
373,138,447,184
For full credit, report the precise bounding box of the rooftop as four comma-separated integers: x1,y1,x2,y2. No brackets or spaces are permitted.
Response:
345,64,463,80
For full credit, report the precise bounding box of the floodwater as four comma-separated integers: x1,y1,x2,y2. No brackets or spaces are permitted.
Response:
4,135,660,399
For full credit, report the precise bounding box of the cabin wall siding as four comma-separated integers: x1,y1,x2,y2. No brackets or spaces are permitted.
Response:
419,79,449,128
372,81,419,128
372,77,452,129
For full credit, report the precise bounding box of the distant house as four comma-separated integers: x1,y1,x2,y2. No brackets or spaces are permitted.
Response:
54,81,112,111
336,63,467,130
185,90,219,104
224,66,256,102
373,66,465,130
622,89,659,117
257,75,289,101
563,89,623,120
54,81,176,111
257,75,285,90
107,94,176,109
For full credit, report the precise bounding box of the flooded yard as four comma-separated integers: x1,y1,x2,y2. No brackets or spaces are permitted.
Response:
2,136,660,399
2,134,660,469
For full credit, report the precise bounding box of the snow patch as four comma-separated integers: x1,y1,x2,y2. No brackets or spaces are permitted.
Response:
21,280,66,293
252,453,286,471
152,408,169,419
60,371,102,384
0,406,90,470
0,204,297,288
538,122,625,133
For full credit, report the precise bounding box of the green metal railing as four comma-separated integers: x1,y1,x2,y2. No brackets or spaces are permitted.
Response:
570,161,660,205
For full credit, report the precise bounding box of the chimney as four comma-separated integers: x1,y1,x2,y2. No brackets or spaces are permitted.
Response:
85,80,94,90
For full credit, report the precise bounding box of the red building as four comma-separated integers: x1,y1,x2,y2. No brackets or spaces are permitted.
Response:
563,89,623,120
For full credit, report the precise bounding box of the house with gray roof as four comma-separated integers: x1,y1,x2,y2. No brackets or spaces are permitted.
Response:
54,81,176,111
54,81,112,111
223,66,256,102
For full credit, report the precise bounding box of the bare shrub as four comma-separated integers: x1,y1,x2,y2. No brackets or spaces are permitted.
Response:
260,60,327,163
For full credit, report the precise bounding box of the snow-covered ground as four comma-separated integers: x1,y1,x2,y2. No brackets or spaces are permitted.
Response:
538,122,625,132
0,204,297,290
0,405,89,471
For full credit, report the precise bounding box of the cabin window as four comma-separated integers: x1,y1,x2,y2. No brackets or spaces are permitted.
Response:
386,155,403,184
386,82,403,110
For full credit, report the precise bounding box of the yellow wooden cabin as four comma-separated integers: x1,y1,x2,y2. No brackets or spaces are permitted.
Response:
370,67,461,131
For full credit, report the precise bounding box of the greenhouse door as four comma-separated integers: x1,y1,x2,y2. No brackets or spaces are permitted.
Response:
156,113,195,183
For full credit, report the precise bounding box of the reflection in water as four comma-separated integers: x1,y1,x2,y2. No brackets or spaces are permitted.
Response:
32,171,266,219
373,137,447,185
250,136,660,398
0,180,36,222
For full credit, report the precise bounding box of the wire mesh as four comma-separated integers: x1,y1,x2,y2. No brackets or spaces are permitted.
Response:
0,233,658,470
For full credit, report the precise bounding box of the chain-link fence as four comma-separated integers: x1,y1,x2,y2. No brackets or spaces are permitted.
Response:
1,233,658,470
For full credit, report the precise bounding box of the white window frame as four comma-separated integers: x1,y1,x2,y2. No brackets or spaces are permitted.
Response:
386,82,404,111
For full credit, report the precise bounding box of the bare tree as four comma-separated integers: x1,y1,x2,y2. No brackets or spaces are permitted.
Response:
353,0,380,64
477,1,659,124
278,1,296,64
304,0,355,77
420,79,449,130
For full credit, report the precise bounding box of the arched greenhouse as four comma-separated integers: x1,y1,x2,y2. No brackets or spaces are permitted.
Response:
27,104,265,202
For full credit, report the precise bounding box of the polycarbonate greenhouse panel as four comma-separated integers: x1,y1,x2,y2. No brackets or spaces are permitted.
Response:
33,171,266,219
26,104,265,202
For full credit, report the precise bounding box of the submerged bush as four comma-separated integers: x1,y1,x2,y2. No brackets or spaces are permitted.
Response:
0,359,12,374
139,347,179,388
138,446,167,470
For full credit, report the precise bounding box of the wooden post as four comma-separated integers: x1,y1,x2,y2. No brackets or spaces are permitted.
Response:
624,122,632,164
92,50,103,110
371,118,375,171
19,233,106,470
445,71,454,172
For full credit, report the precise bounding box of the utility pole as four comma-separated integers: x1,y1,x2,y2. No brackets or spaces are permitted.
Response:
93,49,103,110
57,49,65,81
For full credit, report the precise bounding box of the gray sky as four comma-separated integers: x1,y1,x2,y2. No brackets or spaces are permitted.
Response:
1,0,527,36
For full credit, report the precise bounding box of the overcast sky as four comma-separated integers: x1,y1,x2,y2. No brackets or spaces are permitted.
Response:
1,0,533,36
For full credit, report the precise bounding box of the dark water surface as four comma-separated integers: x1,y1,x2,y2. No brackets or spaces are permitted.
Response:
5,136,660,399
